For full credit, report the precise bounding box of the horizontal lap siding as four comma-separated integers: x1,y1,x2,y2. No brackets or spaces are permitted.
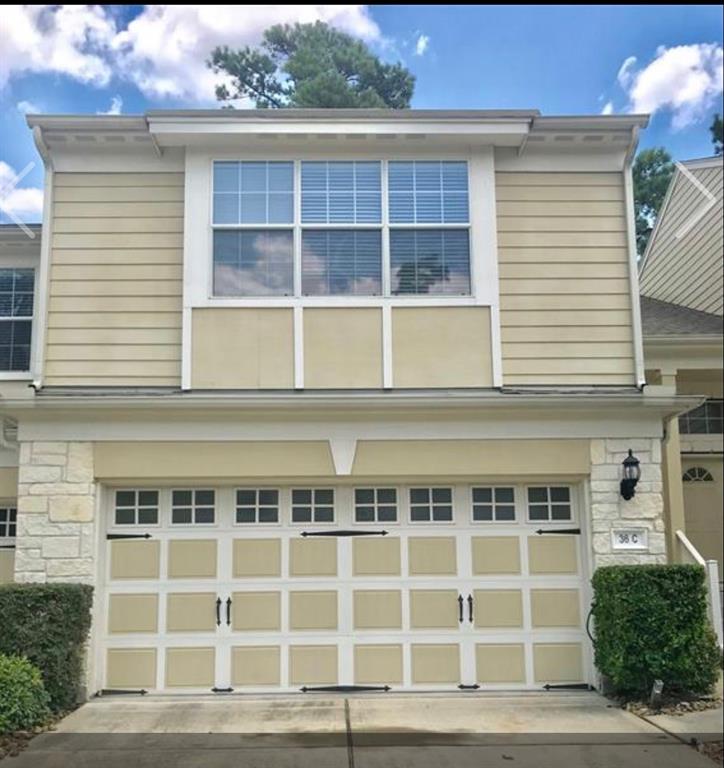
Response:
46,172,184,386
496,172,635,386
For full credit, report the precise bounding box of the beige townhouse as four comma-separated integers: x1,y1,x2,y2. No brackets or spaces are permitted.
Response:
0,109,700,696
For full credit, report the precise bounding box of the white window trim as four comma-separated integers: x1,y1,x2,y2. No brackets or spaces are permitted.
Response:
352,486,400,525
182,147,503,390
112,488,162,528
170,488,218,527
524,484,575,525
469,484,519,524
0,504,17,542
407,485,456,525
290,487,336,526
0,257,40,380
233,487,283,527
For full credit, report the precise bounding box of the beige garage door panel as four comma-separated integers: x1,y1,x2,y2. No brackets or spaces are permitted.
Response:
476,644,526,684
167,540,217,579
232,591,281,631
408,537,457,575
0,550,15,584
106,648,156,689
233,538,281,578
355,645,403,685
354,590,402,630
108,594,158,634
289,538,337,577
410,589,458,629
165,647,215,688
289,591,338,631
166,593,217,632
110,540,160,580
531,589,581,628
473,590,523,629
528,537,578,575
472,537,521,575
231,646,280,687
290,645,338,685
533,643,583,683
353,537,401,576
411,644,460,684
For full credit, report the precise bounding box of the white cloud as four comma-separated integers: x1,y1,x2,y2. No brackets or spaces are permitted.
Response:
1,5,382,103
415,34,429,57
111,5,382,101
98,95,123,115
16,100,40,115
1,5,116,88
617,56,637,89
601,101,614,116
0,161,44,221
617,44,724,129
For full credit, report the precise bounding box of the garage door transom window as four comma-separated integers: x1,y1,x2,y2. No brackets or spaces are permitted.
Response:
354,488,398,523
0,507,16,538
472,487,515,522
527,486,572,522
171,490,216,525
114,490,159,526
410,487,453,522
292,488,334,523
236,489,280,523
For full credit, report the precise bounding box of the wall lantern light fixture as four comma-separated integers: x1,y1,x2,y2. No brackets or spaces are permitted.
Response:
620,449,641,501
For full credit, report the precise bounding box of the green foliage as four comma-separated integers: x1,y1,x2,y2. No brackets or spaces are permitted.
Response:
208,21,415,109
0,655,50,734
0,584,93,712
633,147,674,257
711,113,723,155
592,565,721,698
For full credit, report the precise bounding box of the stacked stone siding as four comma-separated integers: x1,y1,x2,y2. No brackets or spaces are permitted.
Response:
15,441,95,583
589,437,667,567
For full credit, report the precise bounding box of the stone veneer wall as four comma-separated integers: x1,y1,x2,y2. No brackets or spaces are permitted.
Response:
590,437,667,567
15,441,95,583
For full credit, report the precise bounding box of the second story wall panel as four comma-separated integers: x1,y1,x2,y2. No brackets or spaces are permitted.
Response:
45,172,184,387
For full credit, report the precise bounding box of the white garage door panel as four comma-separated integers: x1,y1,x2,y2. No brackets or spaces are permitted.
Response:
100,484,590,693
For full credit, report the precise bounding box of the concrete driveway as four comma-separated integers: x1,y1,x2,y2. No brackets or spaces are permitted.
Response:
10,691,716,767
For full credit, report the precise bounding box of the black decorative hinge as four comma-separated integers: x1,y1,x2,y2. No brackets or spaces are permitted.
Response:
543,683,592,691
535,528,581,536
458,684,480,690
300,685,390,693
0,544,15,549
301,529,388,538
106,533,152,540
212,687,234,693
97,689,147,696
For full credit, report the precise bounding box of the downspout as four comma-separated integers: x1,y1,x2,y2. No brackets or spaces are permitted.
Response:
623,125,647,389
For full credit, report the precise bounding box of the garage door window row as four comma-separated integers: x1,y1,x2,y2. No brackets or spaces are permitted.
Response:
112,485,574,527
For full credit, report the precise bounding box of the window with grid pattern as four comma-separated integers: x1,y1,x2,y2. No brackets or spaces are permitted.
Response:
527,487,572,522
301,161,381,224
354,488,398,523
114,490,159,526
291,488,334,523
236,489,280,524
171,489,215,525
0,268,34,371
301,229,382,296
0,507,16,538
472,487,516,522
409,487,453,522
679,399,723,435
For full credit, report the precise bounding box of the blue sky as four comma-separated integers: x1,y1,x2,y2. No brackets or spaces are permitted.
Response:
1,4,722,222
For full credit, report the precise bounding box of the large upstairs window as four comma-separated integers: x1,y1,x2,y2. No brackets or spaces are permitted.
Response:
0,267,34,372
211,159,471,298
679,399,723,435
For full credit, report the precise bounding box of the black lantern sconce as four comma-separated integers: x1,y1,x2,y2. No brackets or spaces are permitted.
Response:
620,449,641,500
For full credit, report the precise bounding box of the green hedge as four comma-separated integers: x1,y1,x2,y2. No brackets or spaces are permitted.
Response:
592,564,720,697
0,655,50,734
0,584,93,712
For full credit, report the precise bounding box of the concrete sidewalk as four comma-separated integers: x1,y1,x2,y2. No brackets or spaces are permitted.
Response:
9,692,716,767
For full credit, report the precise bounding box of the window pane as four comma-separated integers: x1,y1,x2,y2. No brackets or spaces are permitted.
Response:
195,508,215,524
551,505,571,521
213,230,293,297
173,490,192,507
302,230,382,296
528,488,548,504
259,490,278,506
301,161,381,224
292,507,312,523
315,489,334,505
115,509,135,525
496,506,515,521
473,505,493,521
378,506,397,522
293,490,312,505
390,229,470,295
495,488,514,504
138,508,158,525
410,488,429,504
410,506,430,521
316,507,334,522
433,505,453,521
213,161,292,224
116,490,135,507
550,487,570,503
0,267,34,372
196,490,215,506
138,491,158,507
389,161,468,224
258,507,278,523
355,489,374,505
432,488,452,503
473,488,492,503
172,508,192,524
528,505,548,521
237,508,255,523
356,506,375,522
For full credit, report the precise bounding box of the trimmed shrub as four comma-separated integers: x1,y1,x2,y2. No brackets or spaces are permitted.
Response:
592,564,720,697
0,655,51,734
0,583,93,712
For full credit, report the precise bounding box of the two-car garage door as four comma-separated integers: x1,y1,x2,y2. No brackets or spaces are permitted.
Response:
100,484,590,693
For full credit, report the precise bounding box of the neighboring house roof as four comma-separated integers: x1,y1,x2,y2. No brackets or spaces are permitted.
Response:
639,156,723,317
0,224,42,258
640,295,723,338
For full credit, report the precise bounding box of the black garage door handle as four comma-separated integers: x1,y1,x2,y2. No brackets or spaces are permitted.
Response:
215,597,222,627
467,594,474,624
458,594,464,623
226,597,232,626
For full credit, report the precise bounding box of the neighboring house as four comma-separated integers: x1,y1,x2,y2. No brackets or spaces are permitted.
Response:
640,156,724,572
0,108,699,696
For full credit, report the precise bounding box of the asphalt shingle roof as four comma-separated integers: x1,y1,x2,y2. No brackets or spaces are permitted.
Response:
641,295,723,337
